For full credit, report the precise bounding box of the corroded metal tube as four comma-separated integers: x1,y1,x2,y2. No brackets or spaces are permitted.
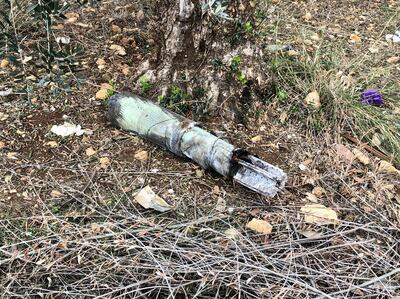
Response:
108,93,287,197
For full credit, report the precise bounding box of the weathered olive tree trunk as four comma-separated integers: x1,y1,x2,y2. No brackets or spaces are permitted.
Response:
140,0,269,124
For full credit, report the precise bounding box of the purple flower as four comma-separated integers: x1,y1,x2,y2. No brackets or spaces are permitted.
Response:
360,89,384,106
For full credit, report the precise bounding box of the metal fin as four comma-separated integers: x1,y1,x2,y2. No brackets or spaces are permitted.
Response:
233,155,287,197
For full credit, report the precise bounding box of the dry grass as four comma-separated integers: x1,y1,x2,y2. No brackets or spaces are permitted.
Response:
261,0,400,165
1,202,399,297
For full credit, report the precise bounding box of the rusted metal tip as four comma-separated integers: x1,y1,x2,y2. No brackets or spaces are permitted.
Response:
107,94,123,127
232,152,287,197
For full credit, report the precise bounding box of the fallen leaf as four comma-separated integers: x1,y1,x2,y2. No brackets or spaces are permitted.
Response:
352,148,370,165
121,65,130,75
386,32,400,43
65,12,79,19
303,159,313,166
95,89,109,100
251,135,262,143
298,163,308,171
301,204,338,225
335,144,354,162
0,112,9,120
65,12,79,23
305,192,319,203
368,47,379,54
46,141,58,148
26,75,37,81
7,152,18,159
96,58,106,69
74,22,91,28
56,36,70,44
246,218,273,235
371,134,381,147
224,228,240,239
312,186,323,198
287,50,299,56
378,160,399,174
99,157,110,169
22,56,32,63
112,24,122,33
110,44,126,56
51,24,64,30
387,56,400,64
0,59,9,68
195,169,203,178
215,197,226,212
310,33,320,41
279,111,288,123
65,17,78,24
100,83,113,90
0,141,5,149
212,185,220,194
303,12,312,21
51,190,62,197
298,229,323,238
51,122,85,137
350,34,361,43
134,150,148,161
134,185,172,212
304,91,321,109
0,88,12,97
86,147,97,156
96,58,106,65
16,129,25,136
92,223,107,234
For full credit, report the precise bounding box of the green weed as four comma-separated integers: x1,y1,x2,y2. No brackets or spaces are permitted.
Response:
159,84,189,114
139,75,152,95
